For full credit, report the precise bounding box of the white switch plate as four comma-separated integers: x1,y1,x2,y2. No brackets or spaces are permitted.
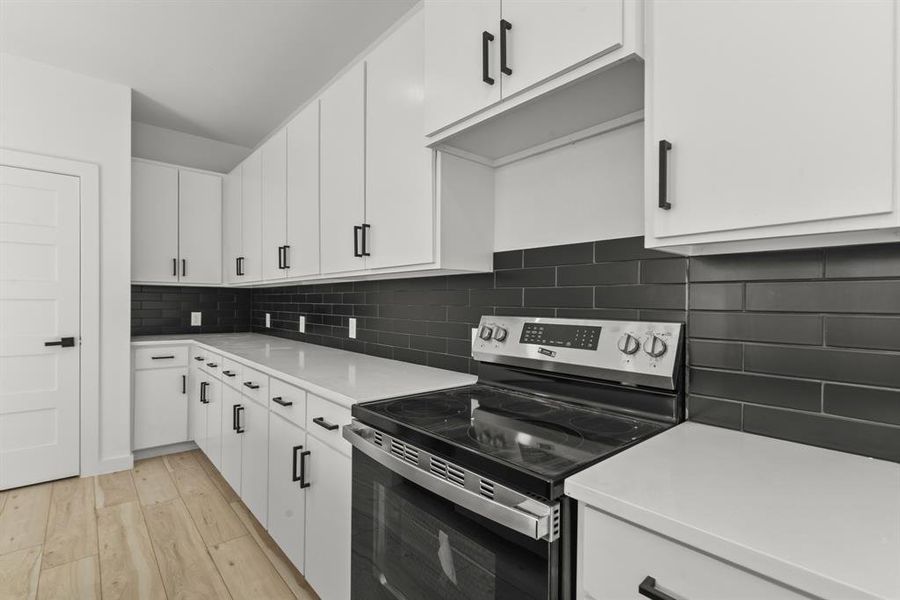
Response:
298,316,306,333
265,313,271,328
191,312,202,326
349,318,357,339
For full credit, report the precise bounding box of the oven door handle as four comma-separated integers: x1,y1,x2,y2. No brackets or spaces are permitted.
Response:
343,421,559,542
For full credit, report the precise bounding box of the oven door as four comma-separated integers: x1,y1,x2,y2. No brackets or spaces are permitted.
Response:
346,425,562,600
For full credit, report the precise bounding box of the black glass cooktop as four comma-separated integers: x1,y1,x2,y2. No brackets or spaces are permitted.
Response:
352,384,667,499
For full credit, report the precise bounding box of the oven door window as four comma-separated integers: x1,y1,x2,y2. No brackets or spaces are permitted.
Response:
352,449,555,600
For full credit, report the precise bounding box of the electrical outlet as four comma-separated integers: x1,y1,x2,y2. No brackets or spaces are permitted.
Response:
191,312,202,326
348,317,357,339
298,316,306,333
265,313,271,328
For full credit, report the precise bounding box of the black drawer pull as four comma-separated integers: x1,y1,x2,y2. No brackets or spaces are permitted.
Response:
353,225,362,257
200,381,209,404
194,357,205,362
181,258,187,277
482,31,495,85
272,396,293,407
658,139,672,210
235,405,245,434
500,19,512,75
639,576,678,600
45,337,75,347
206,362,218,368
182,374,186,394
222,370,236,377
283,245,291,269
151,355,175,360
293,446,311,488
360,223,371,257
243,382,260,390
172,258,177,277
313,416,338,431
236,256,244,276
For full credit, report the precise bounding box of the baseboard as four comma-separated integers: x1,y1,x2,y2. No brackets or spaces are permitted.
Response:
133,440,199,461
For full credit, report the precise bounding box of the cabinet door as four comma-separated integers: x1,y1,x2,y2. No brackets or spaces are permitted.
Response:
220,385,243,494
500,0,624,97
133,368,188,450
285,101,321,278
647,0,896,240
223,166,243,284
132,160,178,282
365,10,434,270
241,150,263,282
267,413,307,572
204,379,223,469
304,435,351,600
240,398,269,527
261,129,288,281
424,0,501,135
190,372,207,454
320,62,366,275
178,170,222,285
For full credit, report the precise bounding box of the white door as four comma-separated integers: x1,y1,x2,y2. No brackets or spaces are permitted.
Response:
178,170,222,284
267,413,306,572
132,368,188,450
285,101,321,278
241,151,263,282
320,62,367,275
220,385,243,493
0,165,80,490
424,0,502,134
647,0,895,239
240,398,269,526
132,160,178,282
205,378,223,469
500,0,625,97
222,167,243,284
261,129,288,281
365,10,435,270
304,436,351,600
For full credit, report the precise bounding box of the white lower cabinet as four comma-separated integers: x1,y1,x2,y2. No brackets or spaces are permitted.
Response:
267,412,308,572
220,385,243,492
203,377,223,469
579,506,806,600
132,346,189,451
304,434,352,600
240,397,270,527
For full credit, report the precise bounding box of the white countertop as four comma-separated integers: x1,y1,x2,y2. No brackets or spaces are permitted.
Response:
132,333,476,408
565,422,900,600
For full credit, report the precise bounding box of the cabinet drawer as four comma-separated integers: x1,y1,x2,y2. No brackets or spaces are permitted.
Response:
220,356,243,390
134,345,188,370
270,377,307,428
199,351,223,378
580,507,806,600
306,393,351,455
240,364,269,407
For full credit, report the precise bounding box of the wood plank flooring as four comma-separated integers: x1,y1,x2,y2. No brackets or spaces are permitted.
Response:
0,450,320,600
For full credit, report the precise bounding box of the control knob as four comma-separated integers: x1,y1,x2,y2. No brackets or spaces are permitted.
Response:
643,335,668,358
617,333,640,355
478,325,493,341
493,326,508,342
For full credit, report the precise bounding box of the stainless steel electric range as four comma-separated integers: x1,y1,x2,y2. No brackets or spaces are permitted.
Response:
343,316,684,600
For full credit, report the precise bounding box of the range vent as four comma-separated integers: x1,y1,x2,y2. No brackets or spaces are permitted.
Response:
373,431,384,447
430,457,448,479
446,463,465,487
389,439,418,466
479,479,495,500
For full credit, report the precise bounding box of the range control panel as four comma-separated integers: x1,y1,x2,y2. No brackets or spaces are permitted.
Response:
472,316,683,390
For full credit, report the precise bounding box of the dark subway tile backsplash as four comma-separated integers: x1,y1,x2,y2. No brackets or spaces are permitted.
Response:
132,236,900,463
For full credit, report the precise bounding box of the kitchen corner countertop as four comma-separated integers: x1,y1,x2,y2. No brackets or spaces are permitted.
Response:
131,332,476,408
565,422,900,600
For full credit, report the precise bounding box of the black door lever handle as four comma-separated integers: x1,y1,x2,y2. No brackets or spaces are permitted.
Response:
45,337,75,347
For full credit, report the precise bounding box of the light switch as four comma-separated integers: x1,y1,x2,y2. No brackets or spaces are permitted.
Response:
191,312,202,326
265,313,271,328
349,318,357,339
298,316,306,333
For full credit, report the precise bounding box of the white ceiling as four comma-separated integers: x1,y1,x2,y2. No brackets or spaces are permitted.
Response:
0,0,417,148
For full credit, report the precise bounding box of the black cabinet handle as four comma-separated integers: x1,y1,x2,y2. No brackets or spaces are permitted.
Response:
194,356,205,362
243,382,260,390
353,225,362,257
172,258,177,277
272,396,293,407
658,139,672,210
293,446,311,488
45,337,75,348
181,258,187,277
313,416,339,431
361,224,371,257
182,374,186,394
283,245,290,269
236,405,245,434
200,381,209,404
236,256,244,276
277,245,284,269
500,19,512,75
222,370,236,377
151,355,175,360
206,362,218,368
232,403,239,431
482,31,495,85
639,576,678,600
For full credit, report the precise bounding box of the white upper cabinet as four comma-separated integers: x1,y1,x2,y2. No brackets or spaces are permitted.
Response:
424,0,501,135
320,62,366,275
178,170,222,285
223,166,243,284
241,150,263,282
132,160,178,283
645,0,899,254
285,102,321,278
261,129,288,281
499,0,625,97
365,10,434,271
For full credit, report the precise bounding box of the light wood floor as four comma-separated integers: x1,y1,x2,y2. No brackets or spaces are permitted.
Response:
0,450,320,600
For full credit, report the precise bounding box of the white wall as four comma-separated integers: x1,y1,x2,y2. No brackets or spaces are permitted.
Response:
132,121,251,173
0,53,133,475
493,121,644,251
